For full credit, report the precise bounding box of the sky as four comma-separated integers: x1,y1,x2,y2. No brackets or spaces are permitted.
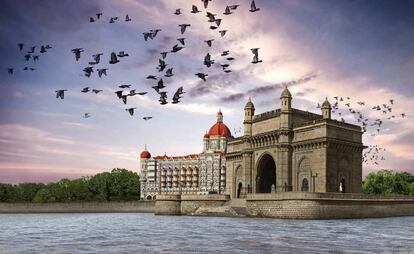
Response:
0,0,413,184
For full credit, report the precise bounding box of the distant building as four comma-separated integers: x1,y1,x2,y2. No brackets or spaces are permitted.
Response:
139,110,231,200
140,87,364,200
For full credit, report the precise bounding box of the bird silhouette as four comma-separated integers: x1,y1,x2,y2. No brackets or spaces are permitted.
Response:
117,51,129,57
17,43,24,51
125,14,131,22
174,9,181,15
97,68,107,78
72,48,84,61
191,5,201,13
219,30,227,37
55,89,67,99
81,87,90,93
83,113,91,118
171,44,184,53
146,75,157,80
251,48,262,64
8,68,14,74
165,68,174,77
250,0,260,12
143,116,153,121
178,24,191,34
109,52,120,64
126,108,136,116
177,38,186,45
205,39,214,47
223,6,233,15
196,73,208,81
92,89,103,94
119,85,131,89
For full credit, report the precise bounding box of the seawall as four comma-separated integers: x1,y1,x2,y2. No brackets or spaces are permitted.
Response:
0,201,155,213
155,192,414,219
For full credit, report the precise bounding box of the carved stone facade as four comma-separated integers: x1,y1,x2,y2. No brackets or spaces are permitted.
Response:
225,89,364,198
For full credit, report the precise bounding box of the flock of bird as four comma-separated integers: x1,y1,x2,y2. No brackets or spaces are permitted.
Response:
316,96,407,166
55,0,262,119
7,43,53,74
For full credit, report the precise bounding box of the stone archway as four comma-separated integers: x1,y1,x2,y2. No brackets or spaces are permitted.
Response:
237,182,242,198
234,165,243,198
256,154,276,193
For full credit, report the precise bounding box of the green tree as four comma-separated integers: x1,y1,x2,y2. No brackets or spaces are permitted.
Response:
363,170,414,195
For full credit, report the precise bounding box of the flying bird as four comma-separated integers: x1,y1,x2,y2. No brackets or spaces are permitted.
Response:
109,52,120,64
126,108,136,116
205,39,214,47
83,113,91,118
202,0,211,9
117,51,129,57
174,9,182,15
55,89,67,99
251,48,262,64
219,30,227,37
146,75,157,80
96,13,103,19
119,85,131,89
250,0,260,12
17,43,24,51
115,90,123,99
191,5,201,13
8,68,14,74
92,89,103,94
206,12,216,22
150,29,162,38
143,116,153,121
178,24,191,34
72,48,84,61
125,14,132,22
157,58,168,71
81,87,90,93
97,68,107,78
89,53,103,65
83,67,93,77
171,44,184,53
160,52,168,59
223,6,233,15
109,17,118,23
177,38,186,45
196,73,208,81
143,32,153,41
221,51,230,56
204,53,214,68
165,68,174,77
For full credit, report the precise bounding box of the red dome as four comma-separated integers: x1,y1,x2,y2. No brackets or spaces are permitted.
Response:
140,150,151,159
208,122,232,137
204,133,210,138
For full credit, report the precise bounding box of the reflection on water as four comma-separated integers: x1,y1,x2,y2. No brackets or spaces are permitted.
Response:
0,213,413,253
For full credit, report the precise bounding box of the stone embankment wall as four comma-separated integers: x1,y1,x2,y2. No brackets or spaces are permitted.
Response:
0,201,155,213
155,194,231,216
246,192,414,219
155,192,414,219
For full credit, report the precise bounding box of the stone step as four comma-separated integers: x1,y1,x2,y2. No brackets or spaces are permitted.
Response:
229,198,246,207
230,206,249,217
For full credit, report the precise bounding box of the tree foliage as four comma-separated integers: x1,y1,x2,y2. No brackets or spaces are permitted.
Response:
362,170,414,195
0,168,140,203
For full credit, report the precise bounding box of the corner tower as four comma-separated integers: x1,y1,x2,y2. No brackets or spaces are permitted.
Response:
321,97,332,119
280,86,292,130
244,98,255,137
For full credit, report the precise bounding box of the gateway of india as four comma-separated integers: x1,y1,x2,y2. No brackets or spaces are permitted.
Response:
139,87,363,200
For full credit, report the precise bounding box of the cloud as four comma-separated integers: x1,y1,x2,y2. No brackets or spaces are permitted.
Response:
219,72,318,103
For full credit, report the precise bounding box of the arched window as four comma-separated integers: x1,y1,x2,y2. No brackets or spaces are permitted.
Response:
301,178,309,192
339,178,346,193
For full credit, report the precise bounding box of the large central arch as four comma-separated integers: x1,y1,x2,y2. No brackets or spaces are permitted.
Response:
256,154,276,193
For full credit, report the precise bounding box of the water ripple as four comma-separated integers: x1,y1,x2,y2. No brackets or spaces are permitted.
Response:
0,214,413,253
